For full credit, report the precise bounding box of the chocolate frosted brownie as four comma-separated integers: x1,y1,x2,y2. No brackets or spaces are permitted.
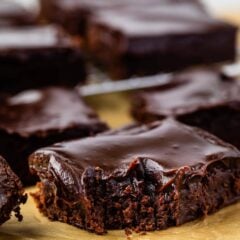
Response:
0,0,38,26
132,68,240,150
30,119,240,234
0,156,27,225
0,25,86,93
0,87,108,185
87,2,237,79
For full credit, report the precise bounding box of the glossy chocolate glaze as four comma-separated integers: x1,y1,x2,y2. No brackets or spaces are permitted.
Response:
0,88,106,137
134,68,240,117
30,119,240,185
0,25,73,50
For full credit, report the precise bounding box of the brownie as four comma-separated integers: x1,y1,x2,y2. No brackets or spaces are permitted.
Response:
40,0,175,36
0,156,27,225
0,0,38,26
0,25,86,93
29,119,240,234
87,2,237,79
132,68,240,150
0,87,108,185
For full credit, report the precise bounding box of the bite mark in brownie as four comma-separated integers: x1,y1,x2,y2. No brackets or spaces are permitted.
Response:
0,87,108,185
29,119,240,234
0,25,86,93
0,156,27,225
132,68,240,150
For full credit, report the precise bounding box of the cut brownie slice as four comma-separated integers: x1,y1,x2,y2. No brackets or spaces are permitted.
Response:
0,0,39,26
87,2,237,79
0,87,108,185
132,68,240,150
0,156,27,225
0,25,86,93
29,119,240,234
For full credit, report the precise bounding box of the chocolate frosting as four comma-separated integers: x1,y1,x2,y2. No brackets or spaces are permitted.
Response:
0,88,105,137
0,25,73,50
30,119,240,182
136,68,240,117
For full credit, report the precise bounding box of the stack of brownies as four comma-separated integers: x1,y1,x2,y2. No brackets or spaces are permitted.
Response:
0,0,240,236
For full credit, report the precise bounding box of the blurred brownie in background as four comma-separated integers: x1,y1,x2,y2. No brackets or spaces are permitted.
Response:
132,68,240,149
0,25,86,93
87,2,237,79
0,156,27,226
0,0,39,27
0,87,108,185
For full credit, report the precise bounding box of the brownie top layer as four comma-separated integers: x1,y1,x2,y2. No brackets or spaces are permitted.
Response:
0,88,106,137
30,119,240,179
90,2,235,37
135,69,240,117
0,0,38,26
0,25,75,50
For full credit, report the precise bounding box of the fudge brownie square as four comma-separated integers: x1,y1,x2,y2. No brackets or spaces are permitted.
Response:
0,25,86,93
0,156,27,225
0,87,108,185
29,119,240,234
87,2,237,79
132,68,240,149
0,0,39,27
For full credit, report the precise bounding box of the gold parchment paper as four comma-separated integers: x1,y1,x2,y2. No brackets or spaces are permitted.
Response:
0,10,240,240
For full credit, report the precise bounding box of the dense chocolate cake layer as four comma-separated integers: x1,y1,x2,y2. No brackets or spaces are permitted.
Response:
0,25,86,93
87,2,237,79
30,119,240,234
0,156,27,225
132,68,240,149
0,87,108,185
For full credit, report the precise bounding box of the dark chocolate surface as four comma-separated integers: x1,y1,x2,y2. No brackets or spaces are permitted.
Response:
0,87,107,137
133,68,240,117
0,156,26,225
87,2,237,79
30,119,239,177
